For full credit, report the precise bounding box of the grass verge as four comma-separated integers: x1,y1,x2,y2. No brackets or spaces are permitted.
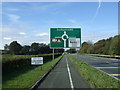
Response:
2,55,63,88
68,55,120,88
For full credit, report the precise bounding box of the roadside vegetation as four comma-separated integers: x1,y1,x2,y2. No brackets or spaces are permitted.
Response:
3,53,62,74
2,55,63,88
2,41,64,89
79,35,120,55
68,55,120,88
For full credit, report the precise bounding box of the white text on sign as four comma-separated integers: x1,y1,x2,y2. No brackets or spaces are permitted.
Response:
31,57,43,65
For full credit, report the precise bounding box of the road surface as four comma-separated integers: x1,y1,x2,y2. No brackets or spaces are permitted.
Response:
72,54,120,79
38,55,90,88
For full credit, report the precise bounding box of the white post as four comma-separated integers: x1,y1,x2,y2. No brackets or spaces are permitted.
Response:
52,48,54,67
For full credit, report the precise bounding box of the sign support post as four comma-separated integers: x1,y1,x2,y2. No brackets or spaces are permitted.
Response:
76,48,78,59
40,65,42,71
52,48,54,67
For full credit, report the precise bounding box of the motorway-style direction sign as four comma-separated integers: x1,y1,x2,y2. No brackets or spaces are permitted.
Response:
50,28,81,48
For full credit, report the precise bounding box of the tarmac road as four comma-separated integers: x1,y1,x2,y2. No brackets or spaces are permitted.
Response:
72,54,120,79
38,55,90,89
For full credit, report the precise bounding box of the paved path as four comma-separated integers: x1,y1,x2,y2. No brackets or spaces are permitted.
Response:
38,55,90,88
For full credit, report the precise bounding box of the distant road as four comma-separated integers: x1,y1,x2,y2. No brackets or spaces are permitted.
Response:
38,55,90,88
88,54,120,59
72,54,120,80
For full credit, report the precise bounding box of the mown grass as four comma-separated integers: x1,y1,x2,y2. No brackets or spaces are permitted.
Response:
68,55,120,88
2,55,63,88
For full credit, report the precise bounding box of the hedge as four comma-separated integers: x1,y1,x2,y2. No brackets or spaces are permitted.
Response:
2,54,61,75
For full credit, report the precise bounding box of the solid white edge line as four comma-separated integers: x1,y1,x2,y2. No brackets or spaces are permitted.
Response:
66,55,74,90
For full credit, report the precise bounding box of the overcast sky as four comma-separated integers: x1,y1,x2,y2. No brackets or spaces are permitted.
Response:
1,2,118,49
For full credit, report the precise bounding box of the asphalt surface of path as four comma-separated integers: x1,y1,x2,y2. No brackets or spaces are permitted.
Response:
72,54,120,79
38,55,90,88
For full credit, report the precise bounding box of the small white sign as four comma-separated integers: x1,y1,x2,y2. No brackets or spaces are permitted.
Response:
69,38,80,47
31,57,43,65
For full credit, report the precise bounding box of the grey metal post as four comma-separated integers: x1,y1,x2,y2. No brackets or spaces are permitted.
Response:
76,48,77,59
76,48,78,59
52,48,54,67
40,65,42,71
77,51,78,59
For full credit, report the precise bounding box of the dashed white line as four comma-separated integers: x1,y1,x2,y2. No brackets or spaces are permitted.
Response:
66,56,74,90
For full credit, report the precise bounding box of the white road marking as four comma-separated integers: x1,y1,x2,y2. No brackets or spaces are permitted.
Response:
96,67,120,69
109,74,120,76
66,56,74,90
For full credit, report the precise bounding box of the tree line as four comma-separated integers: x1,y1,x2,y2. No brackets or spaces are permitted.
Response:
4,41,64,55
79,35,120,55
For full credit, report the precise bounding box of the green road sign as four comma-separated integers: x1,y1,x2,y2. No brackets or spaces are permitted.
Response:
50,28,81,48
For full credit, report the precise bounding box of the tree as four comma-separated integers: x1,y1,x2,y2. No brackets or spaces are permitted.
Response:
103,37,112,55
87,45,94,54
20,45,30,55
3,44,10,54
66,49,76,53
4,44,9,51
92,39,106,54
55,49,64,53
38,43,48,54
109,35,120,55
9,41,22,55
79,42,90,53
30,43,40,55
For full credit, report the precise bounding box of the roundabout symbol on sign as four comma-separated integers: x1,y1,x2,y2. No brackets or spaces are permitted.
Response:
62,31,68,48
